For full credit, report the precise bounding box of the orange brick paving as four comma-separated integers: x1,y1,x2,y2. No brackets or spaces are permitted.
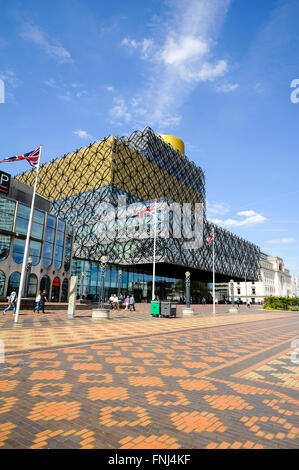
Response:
0,308,298,449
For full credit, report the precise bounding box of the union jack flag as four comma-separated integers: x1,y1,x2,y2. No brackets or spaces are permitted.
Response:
0,147,41,169
132,203,156,218
207,231,214,244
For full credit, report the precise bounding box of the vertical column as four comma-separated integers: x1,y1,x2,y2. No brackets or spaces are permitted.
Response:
68,276,78,319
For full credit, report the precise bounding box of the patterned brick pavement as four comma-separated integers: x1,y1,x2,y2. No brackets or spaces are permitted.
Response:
0,308,298,449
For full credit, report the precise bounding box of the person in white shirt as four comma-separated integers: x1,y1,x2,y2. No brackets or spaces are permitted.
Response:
109,295,114,309
34,291,41,313
113,295,119,310
3,290,17,315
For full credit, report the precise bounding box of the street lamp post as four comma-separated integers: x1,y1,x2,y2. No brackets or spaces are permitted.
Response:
80,271,85,302
229,279,238,313
92,256,109,319
24,256,33,298
242,258,248,306
117,269,122,298
185,271,191,308
182,271,195,317
98,256,108,309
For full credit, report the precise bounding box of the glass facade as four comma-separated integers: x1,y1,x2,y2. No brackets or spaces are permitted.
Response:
15,204,45,239
28,274,38,297
40,275,50,296
0,234,11,261
7,272,20,295
0,270,5,296
64,225,73,272
12,238,42,265
72,259,212,302
54,220,65,270
0,191,72,300
0,198,16,231
43,215,57,268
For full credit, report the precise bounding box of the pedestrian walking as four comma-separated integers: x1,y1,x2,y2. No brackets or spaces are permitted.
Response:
113,295,119,310
109,294,114,309
124,295,130,310
202,297,206,305
129,295,136,311
34,290,41,313
40,290,48,313
3,290,17,315
247,299,251,308
118,293,124,309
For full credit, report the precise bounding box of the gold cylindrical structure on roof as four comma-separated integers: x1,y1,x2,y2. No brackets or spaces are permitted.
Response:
158,134,185,155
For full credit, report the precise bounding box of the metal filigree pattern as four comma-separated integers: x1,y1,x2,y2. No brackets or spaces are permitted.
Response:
16,127,260,281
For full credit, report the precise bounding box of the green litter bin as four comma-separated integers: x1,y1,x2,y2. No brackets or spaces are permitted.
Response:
150,301,161,317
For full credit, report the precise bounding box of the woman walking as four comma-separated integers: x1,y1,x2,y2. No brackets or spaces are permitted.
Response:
34,290,41,313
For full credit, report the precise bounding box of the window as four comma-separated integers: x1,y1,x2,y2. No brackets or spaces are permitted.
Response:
51,277,61,302
54,219,65,270
0,234,11,261
252,289,256,295
12,238,24,264
43,215,57,268
12,238,42,265
40,275,50,296
0,198,16,231
28,274,38,297
7,272,20,296
15,204,45,239
0,270,5,296
237,289,241,295
61,278,69,302
64,224,73,272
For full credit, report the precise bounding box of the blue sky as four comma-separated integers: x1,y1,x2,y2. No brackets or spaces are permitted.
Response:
0,0,298,276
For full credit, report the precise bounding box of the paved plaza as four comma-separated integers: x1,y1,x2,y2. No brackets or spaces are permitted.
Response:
0,306,298,449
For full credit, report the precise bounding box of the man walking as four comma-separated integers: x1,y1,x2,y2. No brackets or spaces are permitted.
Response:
129,294,136,311
3,290,17,315
40,290,48,314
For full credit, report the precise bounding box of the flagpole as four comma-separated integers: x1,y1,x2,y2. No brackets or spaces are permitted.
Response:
14,146,42,324
212,227,216,315
152,200,157,301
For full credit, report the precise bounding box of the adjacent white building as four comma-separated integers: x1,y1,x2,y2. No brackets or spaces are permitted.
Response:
231,253,293,304
292,276,299,297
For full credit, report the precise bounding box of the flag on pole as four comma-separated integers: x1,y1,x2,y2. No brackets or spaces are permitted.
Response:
207,231,214,244
0,147,41,168
132,203,156,218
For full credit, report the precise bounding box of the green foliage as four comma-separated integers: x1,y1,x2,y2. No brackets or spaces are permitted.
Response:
263,297,299,311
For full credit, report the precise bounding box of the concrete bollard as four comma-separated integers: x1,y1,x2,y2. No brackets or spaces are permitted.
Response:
182,307,195,317
68,276,78,319
92,308,110,320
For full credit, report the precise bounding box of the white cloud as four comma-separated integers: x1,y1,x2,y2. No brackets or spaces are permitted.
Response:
266,238,296,244
60,91,72,101
112,0,231,128
20,25,72,63
122,37,154,59
0,70,21,88
210,210,267,227
161,36,209,65
110,97,132,122
215,82,239,93
73,129,92,139
106,85,114,92
207,200,230,217
44,79,57,88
